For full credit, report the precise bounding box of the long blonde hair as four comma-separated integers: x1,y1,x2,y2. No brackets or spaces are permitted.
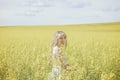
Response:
51,31,67,49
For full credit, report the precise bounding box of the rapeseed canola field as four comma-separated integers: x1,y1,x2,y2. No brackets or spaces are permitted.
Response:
0,22,120,80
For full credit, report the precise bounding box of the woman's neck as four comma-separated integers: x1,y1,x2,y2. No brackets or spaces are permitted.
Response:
56,44,61,48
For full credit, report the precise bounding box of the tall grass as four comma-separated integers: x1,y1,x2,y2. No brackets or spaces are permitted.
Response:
0,24,120,80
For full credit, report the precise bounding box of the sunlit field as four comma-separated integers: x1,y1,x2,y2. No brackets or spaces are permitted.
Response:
0,22,120,80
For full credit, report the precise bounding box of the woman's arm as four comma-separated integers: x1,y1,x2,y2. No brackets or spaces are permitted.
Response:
56,52,68,69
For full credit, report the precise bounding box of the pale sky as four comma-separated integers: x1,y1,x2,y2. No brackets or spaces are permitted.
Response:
0,0,120,26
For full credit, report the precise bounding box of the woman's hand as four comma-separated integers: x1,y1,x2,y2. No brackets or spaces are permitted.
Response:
64,64,70,70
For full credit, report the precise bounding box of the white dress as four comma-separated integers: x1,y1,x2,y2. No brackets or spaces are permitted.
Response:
48,46,66,80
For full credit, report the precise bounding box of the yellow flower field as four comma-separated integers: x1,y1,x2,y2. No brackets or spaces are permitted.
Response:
0,22,120,80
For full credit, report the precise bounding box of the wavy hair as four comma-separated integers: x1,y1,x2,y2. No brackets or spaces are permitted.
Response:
51,31,67,49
